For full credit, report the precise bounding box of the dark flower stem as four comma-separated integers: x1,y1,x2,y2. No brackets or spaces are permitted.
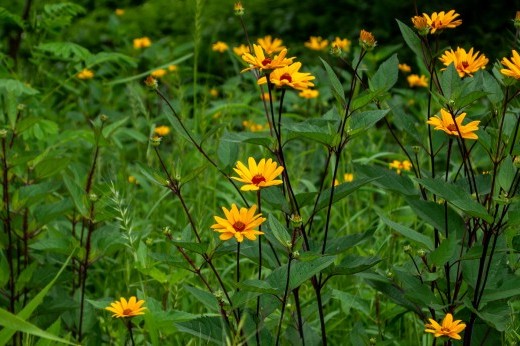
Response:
255,190,263,345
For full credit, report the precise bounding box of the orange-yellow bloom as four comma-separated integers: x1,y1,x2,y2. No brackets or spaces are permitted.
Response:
389,160,412,174
407,74,428,88
412,15,430,35
398,63,411,73
233,44,250,56
133,37,152,49
232,157,284,191
154,125,170,136
332,37,351,52
298,89,319,99
423,10,462,34
500,50,520,79
305,36,329,51
241,44,294,72
425,313,466,340
211,204,266,242
344,173,354,182
257,35,285,55
77,68,94,80
105,297,146,318
257,62,315,91
151,69,167,78
212,41,229,53
115,9,125,16
359,30,376,50
439,47,488,78
427,109,480,140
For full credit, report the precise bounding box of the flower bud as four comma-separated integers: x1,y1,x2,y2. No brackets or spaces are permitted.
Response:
0,129,7,138
359,30,376,50
144,75,158,90
89,193,98,202
150,135,162,147
404,245,412,254
100,114,108,122
411,16,430,35
417,249,427,257
515,11,520,28
234,2,244,16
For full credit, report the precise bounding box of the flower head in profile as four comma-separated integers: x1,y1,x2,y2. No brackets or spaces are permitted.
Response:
258,62,315,91
359,30,376,50
211,204,266,242
232,157,284,191
151,69,167,78
105,297,146,318
212,41,229,53
389,160,412,174
427,109,480,140
257,35,285,55
305,36,329,51
332,37,351,52
133,37,152,49
241,44,294,72
154,125,170,136
407,74,428,88
439,47,488,78
500,50,520,79
412,15,430,35
425,313,466,340
298,89,319,99
423,10,462,34
233,44,250,56
77,68,94,80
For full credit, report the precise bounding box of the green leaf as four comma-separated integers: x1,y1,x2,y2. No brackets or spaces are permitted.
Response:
369,54,399,92
428,235,457,266
324,229,375,254
439,63,462,101
416,178,493,222
266,214,292,249
85,52,136,68
406,198,465,236
62,174,88,216
171,240,208,255
217,134,239,168
220,131,274,148
0,251,75,344
237,279,280,295
0,79,39,96
326,255,381,275
380,214,434,251
137,162,168,186
315,177,375,212
321,58,346,106
102,117,128,138
351,90,381,111
0,7,24,28
498,156,515,192
183,285,218,312
175,315,224,344
284,118,336,146
357,165,418,196
36,42,91,62
349,109,390,133
396,19,423,58
262,187,290,214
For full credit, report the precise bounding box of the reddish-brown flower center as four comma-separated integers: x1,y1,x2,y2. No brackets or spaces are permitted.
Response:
440,327,451,334
280,73,292,82
233,221,246,232
261,58,272,66
123,309,133,315
447,124,459,132
462,61,469,69
252,174,266,185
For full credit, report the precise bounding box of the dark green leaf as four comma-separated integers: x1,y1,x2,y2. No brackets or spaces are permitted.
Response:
325,229,375,254
428,235,457,266
369,54,399,92
357,165,418,196
326,255,381,275
175,315,224,344
315,177,375,212
349,109,390,133
380,214,434,251
396,19,423,58
320,57,346,106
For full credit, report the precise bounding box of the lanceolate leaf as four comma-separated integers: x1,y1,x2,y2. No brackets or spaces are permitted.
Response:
320,57,346,106
380,214,434,251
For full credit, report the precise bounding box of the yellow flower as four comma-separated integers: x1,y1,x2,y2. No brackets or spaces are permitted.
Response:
241,44,294,72
232,157,284,191
257,35,285,55
209,88,219,97
332,37,351,52
128,176,137,184
168,64,178,72
77,68,94,80
344,173,354,182
305,36,329,51
144,76,158,89
500,50,520,79
427,109,480,140
359,30,376,50
412,15,430,35
154,125,170,136
389,160,412,174
151,69,167,78
115,9,125,16
423,10,462,34
407,74,428,88
211,204,266,242
233,44,250,56
242,120,266,132
260,92,271,101
298,89,319,99
398,63,411,73
212,41,229,53
105,297,146,318
257,62,315,91
425,313,466,340
133,37,152,49
439,47,488,78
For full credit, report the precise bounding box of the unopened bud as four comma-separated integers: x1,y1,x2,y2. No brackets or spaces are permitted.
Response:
89,193,98,202
150,135,162,147
144,75,158,90
290,213,302,226
100,114,108,122
0,129,7,138
404,245,412,254
359,30,376,51
417,249,427,257
515,11,520,28
145,237,153,246
162,226,172,238
234,2,244,16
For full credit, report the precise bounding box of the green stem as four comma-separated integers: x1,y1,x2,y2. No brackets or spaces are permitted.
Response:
255,190,262,345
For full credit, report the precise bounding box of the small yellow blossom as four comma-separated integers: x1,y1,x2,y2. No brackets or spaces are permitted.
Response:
115,9,125,16
151,69,167,78
105,297,146,318
77,68,94,80
257,35,285,55
427,109,480,140
344,173,354,182
398,63,411,73
212,41,229,53
407,74,428,88
242,120,266,132
154,125,170,136
168,65,178,72
128,176,137,184
233,44,250,56
133,37,152,49
209,88,219,97
260,92,271,101
298,89,319,99
359,30,376,50
211,204,266,242
305,36,329,51
389,160,413,174
425,313,466,340
439,47,488,78
500,50,520,79
423,10,462,34
332,37,351,52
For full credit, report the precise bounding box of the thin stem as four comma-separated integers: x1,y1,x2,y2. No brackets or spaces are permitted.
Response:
275,253,293,346
126,319,136,346
255,190,263,345
1,137,15,313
